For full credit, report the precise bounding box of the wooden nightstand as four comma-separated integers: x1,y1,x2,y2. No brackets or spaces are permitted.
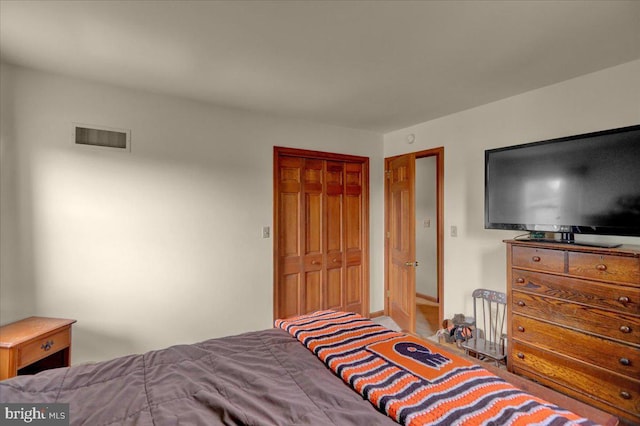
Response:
0,316,76,380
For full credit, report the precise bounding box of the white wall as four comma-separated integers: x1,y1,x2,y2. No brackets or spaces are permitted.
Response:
384,60,640,319
0,63,385,364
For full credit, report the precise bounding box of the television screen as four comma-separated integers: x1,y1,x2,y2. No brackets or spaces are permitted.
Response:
485,125,640,239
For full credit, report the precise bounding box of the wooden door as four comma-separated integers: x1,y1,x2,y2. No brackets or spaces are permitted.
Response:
274,148,369,320
325,161,345,311
386,154,416,332
343,162,366,314
303,159,324,313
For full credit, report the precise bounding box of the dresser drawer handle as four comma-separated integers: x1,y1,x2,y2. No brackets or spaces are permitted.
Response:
619,325,631,333
517,326,525,332
515,278,525,284
595,264,607,271
620,391,631,400
618,296,630,304
619,358,631,366
41,340,54,351
517,352,525,359
517,301,526,307
531,256,541,262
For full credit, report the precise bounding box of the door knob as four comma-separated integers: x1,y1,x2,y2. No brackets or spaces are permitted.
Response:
404,261,419,267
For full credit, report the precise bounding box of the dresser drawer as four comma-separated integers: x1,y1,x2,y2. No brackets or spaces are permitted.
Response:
512,314,639,377
568,252,640,285
512,246,564,273
511,341,640,421
512,290,640,345
512,269,640,315
18,328,70,369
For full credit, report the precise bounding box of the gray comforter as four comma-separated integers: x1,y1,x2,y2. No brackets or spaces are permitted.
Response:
0,328,398,425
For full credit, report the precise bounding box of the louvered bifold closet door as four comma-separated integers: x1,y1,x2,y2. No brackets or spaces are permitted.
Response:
275,149,368,320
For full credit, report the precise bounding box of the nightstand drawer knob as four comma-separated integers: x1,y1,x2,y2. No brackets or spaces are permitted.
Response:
517,352,525,359
618,296,630,304
41,340,54,351
596,264,607,271
620,391,631,400
532,256,541,262
515,278,525,284
619,325,631,334
619,357,631,366
517,301,526,307
517,326,525,332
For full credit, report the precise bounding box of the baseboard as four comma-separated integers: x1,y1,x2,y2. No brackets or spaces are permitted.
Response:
369,310,385,318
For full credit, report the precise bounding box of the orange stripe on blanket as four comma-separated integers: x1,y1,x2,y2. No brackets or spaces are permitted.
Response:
352,365,398,394
508,401,587,426
275,310,351,331
340,357,387,380
312,333,399,361
326,349,371,370
302,323,384,348
294,321,364,340
368,374,421,407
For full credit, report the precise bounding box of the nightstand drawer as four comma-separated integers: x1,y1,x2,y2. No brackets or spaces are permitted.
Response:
512,246,564,273
18,328,70,369
568,252,640,284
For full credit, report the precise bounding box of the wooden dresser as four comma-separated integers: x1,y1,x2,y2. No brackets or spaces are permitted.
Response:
0,317,76,380
506,240,640,424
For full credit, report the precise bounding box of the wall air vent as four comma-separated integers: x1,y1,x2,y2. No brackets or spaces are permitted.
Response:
73,123,131,151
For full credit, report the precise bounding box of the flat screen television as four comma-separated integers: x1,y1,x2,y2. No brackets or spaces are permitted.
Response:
485,124,640,246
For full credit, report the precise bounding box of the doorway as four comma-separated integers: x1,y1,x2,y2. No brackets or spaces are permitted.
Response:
415,155,441,336
385,147,443,337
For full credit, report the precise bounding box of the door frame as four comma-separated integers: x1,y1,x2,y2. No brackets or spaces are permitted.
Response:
273,146,370,321
384,147,444,329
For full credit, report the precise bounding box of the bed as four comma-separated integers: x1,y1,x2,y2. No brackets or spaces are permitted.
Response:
0,311,618,425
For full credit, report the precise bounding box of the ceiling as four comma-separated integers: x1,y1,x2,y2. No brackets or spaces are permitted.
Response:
1,1,638,133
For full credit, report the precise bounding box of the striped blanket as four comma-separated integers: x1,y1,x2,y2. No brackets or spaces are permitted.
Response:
275,310,595,426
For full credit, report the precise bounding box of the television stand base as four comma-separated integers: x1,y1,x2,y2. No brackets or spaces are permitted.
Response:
527,238,622,249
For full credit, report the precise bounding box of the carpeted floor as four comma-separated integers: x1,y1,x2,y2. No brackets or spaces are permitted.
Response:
415,297,439,338
371,315,402,331
371,312,441,343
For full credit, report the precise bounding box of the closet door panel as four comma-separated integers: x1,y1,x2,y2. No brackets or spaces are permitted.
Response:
326,268,343,309
345,163,364,312
276,157,303,318
281,194,299,256
304,160,323,256
305,270,322,312
326,161,345,311
326,196,343,253
305,193,323,254
346,266,362,306
279,274,301,319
